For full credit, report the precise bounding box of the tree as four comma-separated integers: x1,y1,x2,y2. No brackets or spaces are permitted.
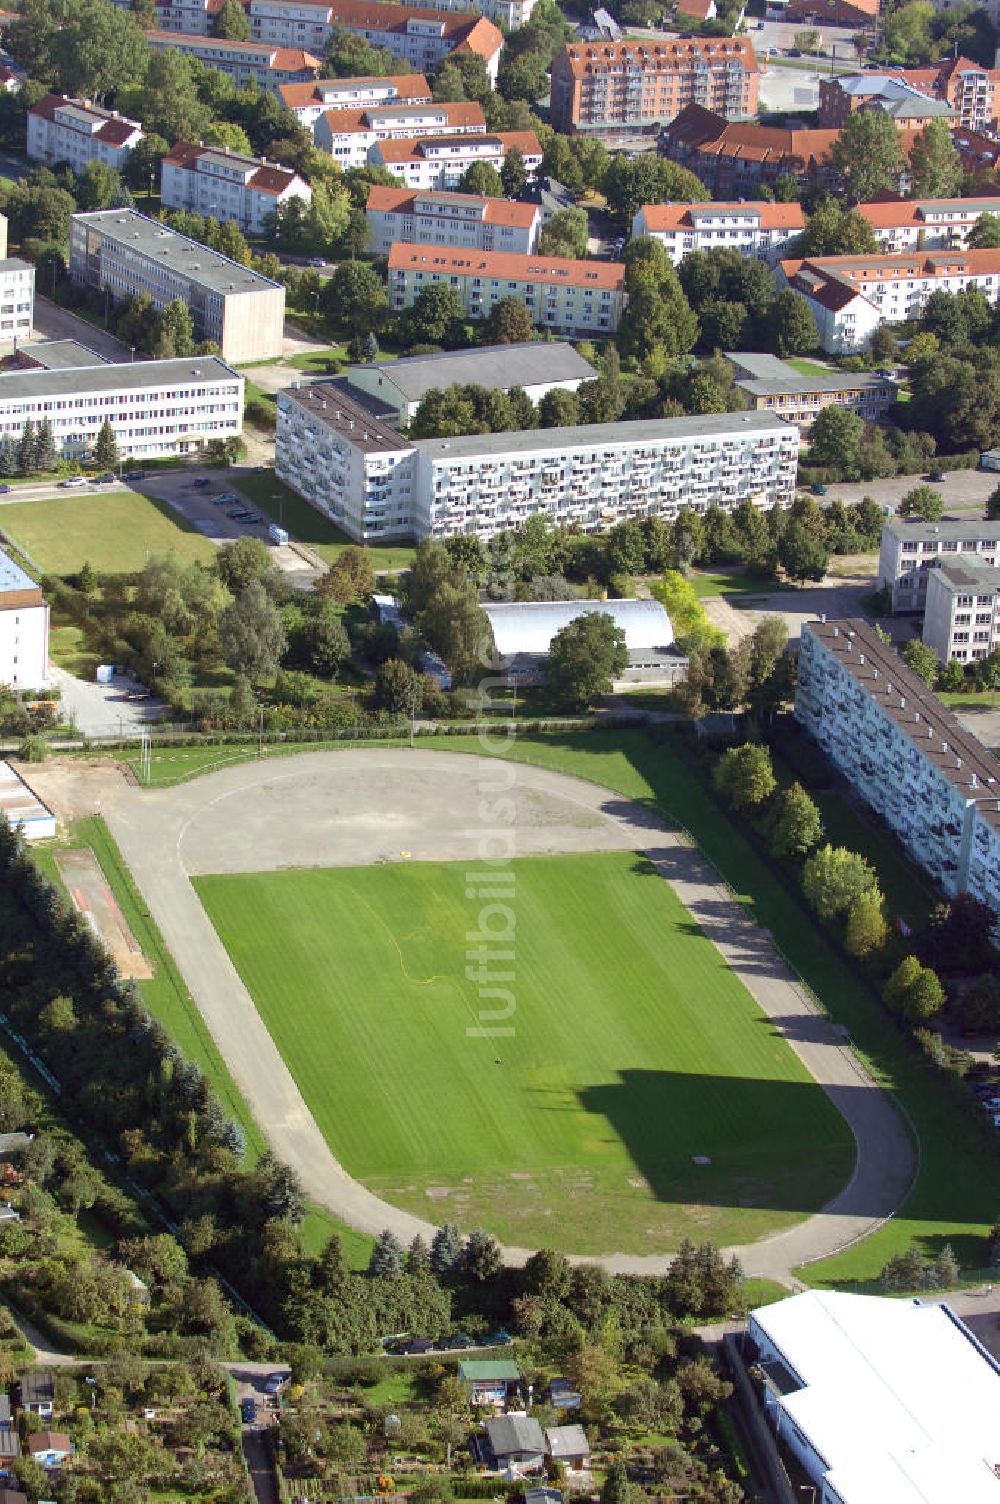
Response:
482,295,534,345
34,417,57,471
601,1460,633,1504
546,611,628,709
217,535,273,594
802,844,880,922
323,260,387,337
778,520,829,583
93,418,118,471
799,198,879,257
153,298,195,358
769,782,822,859
17,420,37,475
537,206,589,260
969,213,1000,250
603,154,703,221
538,388,580,427
713,743,776,813
374,658,423,715
618,248,698,362
770,289,818,357
845,892,889,958
809,405,864,477
212,0,250,37
463,1227,502,1281
50,0,149,101
831,109,905,202
522,1247,571,1300
987,484,1000,521
430,1222,463,1276
883,954,945,1023
405,283,464,347
457,160,503,197
899,483,943,522
908,118,962,199
368,1229,405,1278
500,147,527,198
218,580,287,681
954,973,1000,1034
305,601,349,676
325,26,399,77
419,582,490,679
901,639,939,686
931,1243,959,1288
318,545,375,603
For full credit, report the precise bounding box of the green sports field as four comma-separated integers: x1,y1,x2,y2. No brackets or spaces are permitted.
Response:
0,490,216,574
194,850,853,1255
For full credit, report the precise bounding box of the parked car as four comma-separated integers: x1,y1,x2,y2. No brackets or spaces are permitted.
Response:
97,472,116,483
192,476,211,488
60,475,87,487
307,256,326,267
128,470,146,480
262,1374,288,1395
812,483,828,496
240,1398,256,1424
928,471,947,482
0,483,11,494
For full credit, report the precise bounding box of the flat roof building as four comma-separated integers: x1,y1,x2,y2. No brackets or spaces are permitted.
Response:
484,598,679,685
0,549,47,691
795,617,1000,912
344,341,596,422
878,518,1000,613
726,352,897,430
922,555,1000,664
69,208,285,362
366,183,541,257
749,1290,1000,1504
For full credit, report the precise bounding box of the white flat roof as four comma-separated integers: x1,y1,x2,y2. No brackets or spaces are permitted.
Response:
0,761,55,841
0,548,35,595
751,1291,1000,1504
483,598,673,656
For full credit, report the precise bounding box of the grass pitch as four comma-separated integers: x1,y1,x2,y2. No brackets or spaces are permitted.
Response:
194,850,852,1255
0,490,216,574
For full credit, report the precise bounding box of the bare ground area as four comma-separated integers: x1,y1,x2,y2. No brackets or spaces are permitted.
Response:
54,846,152,979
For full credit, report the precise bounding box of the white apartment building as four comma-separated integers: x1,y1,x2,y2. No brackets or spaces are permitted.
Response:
26,94,144,173
923,557,1000,663
246,0,503,84
279,73,432,129
344,341,596,422
275,389,798,541
778,249,1000,353
631,201,805,266
388,242,624,336
145,30,322,94
161,142,311,235
796,618,1000,912
315,100,486,169
367,185,540,256
858,196,1000,253
70,209,285,363
0,550,48,691
0,260,34,346
748,1291,1000,1504
406,0,536,28
0,356,243,462
878,518,1000,613
372,129,542,192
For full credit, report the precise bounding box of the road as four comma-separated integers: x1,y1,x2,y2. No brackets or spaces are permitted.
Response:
31,297,137,362
30,748,917,1284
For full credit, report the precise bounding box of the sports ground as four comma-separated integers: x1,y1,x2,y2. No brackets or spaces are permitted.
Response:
194,850,852,1254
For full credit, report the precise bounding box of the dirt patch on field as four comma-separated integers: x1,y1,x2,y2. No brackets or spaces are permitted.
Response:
55,847,152,979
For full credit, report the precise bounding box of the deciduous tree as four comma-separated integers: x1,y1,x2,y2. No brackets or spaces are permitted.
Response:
546,611,628,709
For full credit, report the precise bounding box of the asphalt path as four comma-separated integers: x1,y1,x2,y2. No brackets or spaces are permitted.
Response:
29,748,919,1283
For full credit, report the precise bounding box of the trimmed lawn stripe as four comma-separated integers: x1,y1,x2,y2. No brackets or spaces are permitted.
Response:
0,491,215,574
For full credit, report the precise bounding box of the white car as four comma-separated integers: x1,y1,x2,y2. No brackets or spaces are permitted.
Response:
59,475,87,488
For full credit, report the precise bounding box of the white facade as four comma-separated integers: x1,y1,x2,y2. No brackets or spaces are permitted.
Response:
0,357,244,462
878,519,1000,613
26,95,144,173
796,618,1000,912
406,0,536,27
366,186,540,257
749,1290,1000,1504
315,101,486,169
0,552,48,691
632,201,805,266
161,144,311,235
280,73,432,128
0,260,34,346
276,389,798,542
373,130,542,191
859,197,1000,253
145,30,323,94
922,558,1000,663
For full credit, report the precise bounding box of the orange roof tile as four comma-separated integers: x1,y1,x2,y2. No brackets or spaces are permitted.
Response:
320,99,485,132
374,128,541,162
558,36,758,79
278,73,431,109
637,199,804,231
366,182,539,225
388,241,625,289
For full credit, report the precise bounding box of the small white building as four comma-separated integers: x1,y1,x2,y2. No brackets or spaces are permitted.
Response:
483,599,678,684
0,259,33,346
279,72,433,129
0,550,48,691
922,556,1000,663
371,129,541,192
27,93,144,172
632,200,805,266
0,761,55,843
315,99,486,169
878,519,1000,613
161,142,311,235
748,1289,1000,1504
344,342,596,424
366,184,541,257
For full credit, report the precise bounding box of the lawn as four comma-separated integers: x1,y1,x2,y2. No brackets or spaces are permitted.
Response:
0,491,216,575
194,850,853,1256
938,691,1000,710
785,358,835,377
232,473,417,571
690,568,782,598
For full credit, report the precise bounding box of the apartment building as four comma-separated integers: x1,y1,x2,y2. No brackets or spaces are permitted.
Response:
0,355,243,461
0,550,48,691
406,0,536,28
796,617,1000,913
923,557,1000,664
161,142,311,235
344,341,596,422
857,196,1000,253
897,55,1000,132
315,99,486,169
276,390,798,542
631,200,804,266
371,130,541,192
726,353,896,430
26,94,144,172
145,31,322,93
278,73,432,128
247,0,503,85
366,184,540,256
69,209,285,362
661,103,840,196
778,248,1000,354
387,242,625,336
0,260,34,346
817,74,953,130
785,0,878,23
550,38,759,134
878,518,1000,613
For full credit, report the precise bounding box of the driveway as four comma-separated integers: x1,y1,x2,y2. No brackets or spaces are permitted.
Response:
822,470,997,513
29,749,917,1282
48,664,167,738
31,297,136,362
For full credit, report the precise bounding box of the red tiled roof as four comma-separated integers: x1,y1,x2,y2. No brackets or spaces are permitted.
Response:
28,92,142,143
366,182,539,226
374,128,541,162
637,199,804,231
320,99,485,132
320,0,502,51
558,36,758,79
164,140,303,194
858,196,1000,229
145,29,321,66
782,248,1000,306
451,14,503,59
676,0,715,18
278,73,431,109
663,103,837,166
388,241,625,289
